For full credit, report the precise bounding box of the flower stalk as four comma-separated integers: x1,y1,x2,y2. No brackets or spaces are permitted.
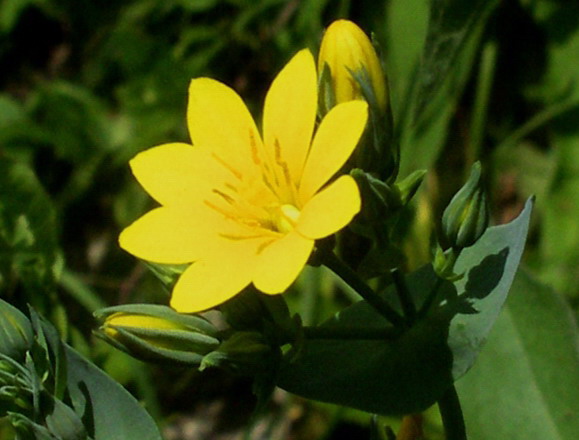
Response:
438,385,468,440
318,250,405,327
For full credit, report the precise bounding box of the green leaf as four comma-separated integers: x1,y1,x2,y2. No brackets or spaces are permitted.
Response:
43,398,87,440
277,199,533,415
396,0,499,176
457,269,579,440
0,299,33,361
31,81,112,161
0,158,63,302
65,346,162,440
384,0,429,128
414,0,500,120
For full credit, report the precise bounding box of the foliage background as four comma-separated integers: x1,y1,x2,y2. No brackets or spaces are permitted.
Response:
0,0,578,439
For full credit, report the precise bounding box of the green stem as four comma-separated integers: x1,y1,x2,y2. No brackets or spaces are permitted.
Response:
495,98,579,152
391,268,416,323
418,276,444,318
438,385,467,440
320,251,405,327
303,325,399,341
467,39,497,167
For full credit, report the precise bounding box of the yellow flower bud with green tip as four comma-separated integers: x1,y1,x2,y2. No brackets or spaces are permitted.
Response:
318,19,388,113
95,304,219,365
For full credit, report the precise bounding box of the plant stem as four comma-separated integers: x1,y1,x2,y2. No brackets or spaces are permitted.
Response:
467,39,497,167
418,276,444,318
320,251,405,327
493,98,579,160
438,385,467,440
391,268,416,323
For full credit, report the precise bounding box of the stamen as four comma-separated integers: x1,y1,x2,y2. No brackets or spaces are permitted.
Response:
203,200,236,220
212,189,235,204
225,182,238,193
273,138,298,203
211,152,242,180
273,138,283,162
249,129,261,165
219,233,262,241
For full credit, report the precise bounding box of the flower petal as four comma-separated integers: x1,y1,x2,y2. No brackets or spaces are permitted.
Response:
170,239,263,312
119,206,217,264
130,143,231,207
299,100,367,203
262,49,317,184
188,78,261,176
253,231,314,294
296,175,361,239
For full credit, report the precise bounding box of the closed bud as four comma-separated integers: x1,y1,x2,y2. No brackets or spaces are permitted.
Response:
0,299,33,362
319,20,396,179
318,19,388,113
95,304,219,365
442,162,490,249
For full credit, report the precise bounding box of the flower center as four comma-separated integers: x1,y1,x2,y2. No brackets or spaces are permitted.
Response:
272,204,300,233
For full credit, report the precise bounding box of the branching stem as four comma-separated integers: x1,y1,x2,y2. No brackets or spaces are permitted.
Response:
391,268,416,323
320,251,405,327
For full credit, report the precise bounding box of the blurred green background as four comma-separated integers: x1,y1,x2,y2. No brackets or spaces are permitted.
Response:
1,0,578,439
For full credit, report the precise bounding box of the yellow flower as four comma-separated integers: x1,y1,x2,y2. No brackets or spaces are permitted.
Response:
318,19,387,111
119,49,368,312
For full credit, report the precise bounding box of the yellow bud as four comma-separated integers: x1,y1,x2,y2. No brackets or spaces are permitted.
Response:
318,20,388,111
103,313,189,342
95,305,219,364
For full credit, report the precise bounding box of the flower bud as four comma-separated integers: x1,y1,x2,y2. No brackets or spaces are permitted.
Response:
442,162,490,249
318,19,388,113
0,299,33,362
95,304,220,365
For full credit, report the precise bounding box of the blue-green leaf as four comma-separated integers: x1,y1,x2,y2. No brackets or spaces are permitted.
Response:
277,199,532,415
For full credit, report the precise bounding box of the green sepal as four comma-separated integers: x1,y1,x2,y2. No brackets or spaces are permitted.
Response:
317,62,336,118
200,331,274,376
143,262,188,291
220,288,298,345
94,304,218,337
100,327,216,366
396,169,427,205
94,304,220,365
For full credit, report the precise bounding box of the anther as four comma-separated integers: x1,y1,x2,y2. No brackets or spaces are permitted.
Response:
211,152,242,180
